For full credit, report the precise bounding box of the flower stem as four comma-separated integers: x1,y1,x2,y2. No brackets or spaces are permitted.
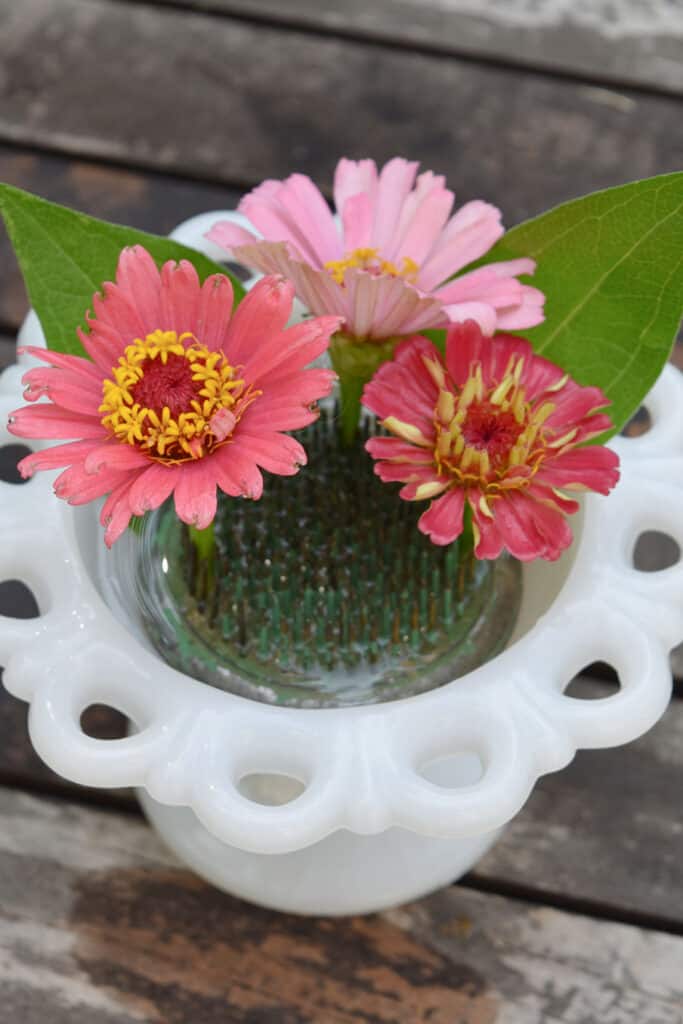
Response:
189,522,216,599
329,333,400,446
128,512,149,536
337,373,365,448
460,502,475,558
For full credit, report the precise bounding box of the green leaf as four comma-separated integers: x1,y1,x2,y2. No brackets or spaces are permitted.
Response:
0,183,246,358
480,173,683,435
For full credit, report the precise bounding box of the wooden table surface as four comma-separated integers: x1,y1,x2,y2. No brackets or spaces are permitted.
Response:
1,1,682,1020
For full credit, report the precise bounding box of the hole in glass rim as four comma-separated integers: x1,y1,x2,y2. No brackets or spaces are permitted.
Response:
0,443,33,485
80,704,131,741
633,531,681,572
418,750,485,789
237,772,306,807
0,579,41,619
218,259,253,283
564,667,620,701
621,405,652,438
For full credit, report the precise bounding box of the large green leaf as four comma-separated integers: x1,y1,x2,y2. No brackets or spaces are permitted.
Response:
481,173,683,434
0,183,245,357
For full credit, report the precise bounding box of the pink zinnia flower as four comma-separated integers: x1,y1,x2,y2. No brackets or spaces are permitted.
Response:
207,157,545,341
8,247,339,546
363,322,620,561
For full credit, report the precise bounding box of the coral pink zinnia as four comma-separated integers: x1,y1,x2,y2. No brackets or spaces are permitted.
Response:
363,322,620,561
207,157,545,341
8,246,340,546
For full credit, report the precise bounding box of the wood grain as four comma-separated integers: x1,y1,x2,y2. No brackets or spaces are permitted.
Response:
0,786,681,1023
0,0,681,221
0,332,16,369
147,0,683,95
475,681,683,928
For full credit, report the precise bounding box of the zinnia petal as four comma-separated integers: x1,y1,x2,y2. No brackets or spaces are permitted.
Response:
536,447,620,494
333,157,378,214
128,463,177,515
225,274,295,366
101,477,139,547
205,220,261,252
418,489,466,546
8,405,104,440
173,461,217,529
371,157,420,252
18,440,102,478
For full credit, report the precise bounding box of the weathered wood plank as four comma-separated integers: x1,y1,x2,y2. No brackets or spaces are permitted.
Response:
476,679,683,926
0,332,16,368
149,0,683,96
0,787,681,1023
0,146,241,332
0,676,681,926
0,0,681,221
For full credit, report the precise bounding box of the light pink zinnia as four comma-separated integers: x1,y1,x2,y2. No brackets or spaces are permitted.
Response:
8,247,339,546
363,322,620,561
207,157,545,341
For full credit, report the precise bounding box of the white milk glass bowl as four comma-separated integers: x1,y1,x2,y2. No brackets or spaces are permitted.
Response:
0,212,681,915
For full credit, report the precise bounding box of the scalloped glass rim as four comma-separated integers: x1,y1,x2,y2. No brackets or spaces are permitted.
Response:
1,215,678,865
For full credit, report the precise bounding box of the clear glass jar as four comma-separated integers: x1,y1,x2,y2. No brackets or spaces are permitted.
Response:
114,413,523,707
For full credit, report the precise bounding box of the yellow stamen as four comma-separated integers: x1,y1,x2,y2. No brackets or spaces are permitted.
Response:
479,494,494,519
512,357,524,384
423,356,446,390
99,330,256,463
437,431,451,459
383,416,432,447
548,427,579,449
460,445,476,471
490,375,514,406
545,373,569,393
534,401,556,426
437,389,455,424
324,247,421,285
459,373,479,410
414,480,448,500
552,487,573,503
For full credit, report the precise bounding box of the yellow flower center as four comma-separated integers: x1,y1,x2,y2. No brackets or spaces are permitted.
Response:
99,329,257,463
324,247,420,285
384,354,570,508
430,356,562,492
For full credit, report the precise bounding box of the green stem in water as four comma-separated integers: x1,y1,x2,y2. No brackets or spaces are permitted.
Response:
460,502,475,559
189,521,216,600
128,512,149,536
336,373,365,448
329,332,400,446
458,503,477,589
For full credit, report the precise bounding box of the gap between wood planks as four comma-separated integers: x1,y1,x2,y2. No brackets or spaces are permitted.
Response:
458,874,683,940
